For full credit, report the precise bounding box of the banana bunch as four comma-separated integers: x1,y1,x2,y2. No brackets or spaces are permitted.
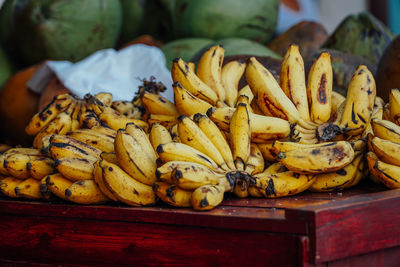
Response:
367,89,400,189
0,147,56,200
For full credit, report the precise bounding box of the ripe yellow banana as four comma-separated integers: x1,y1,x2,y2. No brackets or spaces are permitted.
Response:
55,157,96,181
0,176,22,198
28,156,56,180
370,136,400,166
171,164,221,190
26,94,74,136
306,52,333,124
66,129,115,153
178,115,229,171
368,157,400,189
169,123,181,142
245,143,265,175
340,65,376,135
49,135,101,161
153,181,192,207
366,151,384,184
99,152,119,165
70,101,82,131
371,118,400,144
389,89,400,125
193,113,235,170
0,153,9,176
257,141,277,162
125,123,158,163
172,58,218,105
280,44,310,122
94,92,113,106
238,85,254,104
206,106,234,131
45,173,73,201
15,178,42,199
65,180,109,204
344,157,365,189
246,57,314,129
148,114,178,129
331,91,346,116
230,103,250,170
112,101,143,119
142,91,178,116
272,140,335,154
309,153,363,192
277,141,355,174
93,160,118,201
98,106,148,132
149,123,173,152
192,185,225,211
157,142,220,171
221,60,247,107
100,160,156,206
173,82,213,116
4,153,31,179
197,45,226,102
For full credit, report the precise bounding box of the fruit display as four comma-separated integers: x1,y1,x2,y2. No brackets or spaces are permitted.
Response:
367,89,400,189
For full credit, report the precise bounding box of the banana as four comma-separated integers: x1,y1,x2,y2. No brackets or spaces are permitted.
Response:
26,94,74,136
0,153,9,176
245,143,265,175
371,136,400,166
100,160,156,206
33,110,73,149
142,91,178,116
169,123,181,142
94,92,113,106
363,105,383,138
173,82,213,116
45,173,73,201
246,57,314,129
306,52,333,124
257,141,277,162
178,115,229,171
90,126,117,138
309,153,363,192
193,113,235,170
55,157,96,181
148,114,178,129
49,135,101,161
70,101,82,131
125,123,157,162
153,181,192,207
171,164,221,190
93,160,118,201
65,180,109,204
340,65,376,135
156,142,220,171
171,58,218,105
238,85,254,104
344,157,365,189
206,107,234,131
66,129,115,153
371,118,400,143
114,130,157,185
369,157,400,189
98,106,148,132
233,178,249,198
4,153,31,179
366,152,384,184
112,101,143,119
99,152,119,165
188,62,196,72
277,141,355,174
0,177,22,198
221,60,246,107
253,171,315,198
196,45,226,102
331,91,346,116
280,44,310,122
389,89,400,125
149,123,173,152
230,103,250,170
15,178,42,199
28,156,56,180
79,110,101,129
272,140,335,154
4,148,40,156
39,176,53,200
192,185,225,211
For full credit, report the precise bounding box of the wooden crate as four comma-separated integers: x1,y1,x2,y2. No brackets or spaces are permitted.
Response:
0,181,399,266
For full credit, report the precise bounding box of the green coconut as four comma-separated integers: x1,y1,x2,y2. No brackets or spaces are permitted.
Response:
161,38,214,70
0,0,122,66
214,38,281,59
322,12,394,65
174,0,279,43
0,45,14,88
119,0,145,44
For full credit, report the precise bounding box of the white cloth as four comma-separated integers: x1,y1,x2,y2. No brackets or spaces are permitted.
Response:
28,44,174,102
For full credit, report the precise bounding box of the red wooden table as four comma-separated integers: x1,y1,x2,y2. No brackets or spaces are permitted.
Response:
0,180,399,266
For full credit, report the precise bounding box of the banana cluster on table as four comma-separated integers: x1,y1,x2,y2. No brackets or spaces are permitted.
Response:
367,89,400,189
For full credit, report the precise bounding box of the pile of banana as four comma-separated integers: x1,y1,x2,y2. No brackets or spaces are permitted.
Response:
367,89,400,189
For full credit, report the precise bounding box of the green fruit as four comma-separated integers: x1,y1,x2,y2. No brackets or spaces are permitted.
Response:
174,0,279,43
119,0,145,44
0,45,14,88
161,38,214,70
323,12,394,65
214,38,281,59
0,0,122,66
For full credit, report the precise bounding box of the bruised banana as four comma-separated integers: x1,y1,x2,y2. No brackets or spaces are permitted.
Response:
192,185,225,211
340,65,376,135
173,82,213,116
100,160,156,206
66,129,115,153
15,178,42,199
221,60,246,107
172,58,218,105
307,52,333,124
141,91,178,116
49,135,101,161
230,103,250,170
153,181,192,208
39,176,53,200
193,113,235,170
280,44,310,122
28,156,56,180
178,115,229,171
277,141,355,174
149,123,173,152
112,101,142,119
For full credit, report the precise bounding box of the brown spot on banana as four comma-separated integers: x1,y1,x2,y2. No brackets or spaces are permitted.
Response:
317,74,327,104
